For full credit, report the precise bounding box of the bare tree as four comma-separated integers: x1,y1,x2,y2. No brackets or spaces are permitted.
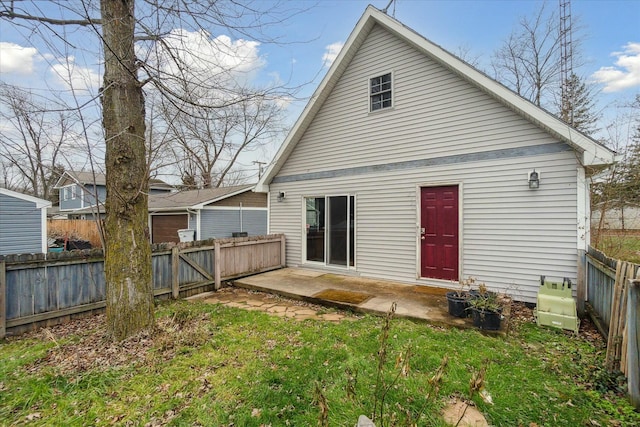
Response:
591,95,640,247
161,93,285,189
0,84,70,200
616,95,640,205
491,3,564,108
96,0,155,340
454,44,482,69
0,0,305,340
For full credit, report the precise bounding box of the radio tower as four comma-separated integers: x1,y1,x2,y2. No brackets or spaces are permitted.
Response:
559,0,573,125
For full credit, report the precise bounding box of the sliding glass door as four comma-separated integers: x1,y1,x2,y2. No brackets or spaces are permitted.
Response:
305,195,355,267
305,197,325,262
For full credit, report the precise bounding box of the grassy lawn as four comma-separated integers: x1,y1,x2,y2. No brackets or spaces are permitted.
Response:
593,231,640,264
1,299,638,426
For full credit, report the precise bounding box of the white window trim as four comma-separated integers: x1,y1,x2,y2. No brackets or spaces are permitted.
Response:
368,70,394,113
301,194,357,270
62,185,73,201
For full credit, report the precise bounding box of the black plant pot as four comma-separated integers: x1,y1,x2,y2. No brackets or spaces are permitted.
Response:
470,307,502,330
446,292,469,318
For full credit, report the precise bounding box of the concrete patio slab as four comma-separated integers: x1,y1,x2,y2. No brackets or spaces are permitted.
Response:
233,268,510,334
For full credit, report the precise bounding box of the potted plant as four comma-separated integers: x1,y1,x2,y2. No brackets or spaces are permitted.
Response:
467,283,503,330
445,277,476,318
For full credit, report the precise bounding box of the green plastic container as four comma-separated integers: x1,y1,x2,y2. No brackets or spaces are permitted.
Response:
534,276,579,333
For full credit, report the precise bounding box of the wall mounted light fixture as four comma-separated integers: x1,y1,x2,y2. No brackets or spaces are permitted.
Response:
277,191,286,202
528,169,540,189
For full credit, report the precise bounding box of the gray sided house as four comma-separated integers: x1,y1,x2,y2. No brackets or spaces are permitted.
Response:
256,6,616,303
0,188,52,255
148,185,267,243
53,170,173,218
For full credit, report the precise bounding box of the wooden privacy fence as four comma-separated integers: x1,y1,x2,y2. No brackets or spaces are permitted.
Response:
586,246,639,408
0,234,285,338
48,219,103,248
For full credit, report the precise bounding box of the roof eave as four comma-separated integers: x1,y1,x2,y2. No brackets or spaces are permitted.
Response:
149,185,255,210
257,5,615,189
0,188,52,208
256,7,377,190
52,171,74,189
374,8,615,167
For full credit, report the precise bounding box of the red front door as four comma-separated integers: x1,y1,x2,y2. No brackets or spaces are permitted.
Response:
420,186,459,281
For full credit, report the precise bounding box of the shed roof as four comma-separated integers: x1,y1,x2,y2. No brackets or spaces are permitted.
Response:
256,5,615,192
0,188,52,209
148,185,255,211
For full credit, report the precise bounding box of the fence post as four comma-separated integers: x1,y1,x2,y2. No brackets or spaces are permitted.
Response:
628,279,640,410
577,249,586,316
0,259,6,339
171,246,179,299
214,240,221,290
280,234,286,268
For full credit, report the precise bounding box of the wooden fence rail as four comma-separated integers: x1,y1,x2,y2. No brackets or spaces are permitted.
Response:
0,234,285,338
586,246,639,409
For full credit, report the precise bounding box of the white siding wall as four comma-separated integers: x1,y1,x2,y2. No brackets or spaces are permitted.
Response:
269,24,581,303
279,24,558,177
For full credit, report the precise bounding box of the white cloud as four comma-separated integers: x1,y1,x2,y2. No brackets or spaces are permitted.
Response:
591,42,640,93
145,29,266,92
49,56,101,92
0,42,37,74
322,42,344,68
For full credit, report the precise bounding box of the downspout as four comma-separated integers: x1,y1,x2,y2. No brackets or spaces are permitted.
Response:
186,209,198,240
576,166,588,316
239,203,243,232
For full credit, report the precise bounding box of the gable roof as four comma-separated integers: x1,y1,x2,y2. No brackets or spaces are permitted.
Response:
0,188,52,209
256,5,615,192
54,170,173,190
148,185,255,211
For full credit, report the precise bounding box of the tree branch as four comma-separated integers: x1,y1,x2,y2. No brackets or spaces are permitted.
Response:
0,10,100,26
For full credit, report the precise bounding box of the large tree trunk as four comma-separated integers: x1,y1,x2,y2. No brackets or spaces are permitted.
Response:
101,0,154,341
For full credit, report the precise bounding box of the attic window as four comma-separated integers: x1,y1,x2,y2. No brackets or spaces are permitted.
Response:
370,73,392,112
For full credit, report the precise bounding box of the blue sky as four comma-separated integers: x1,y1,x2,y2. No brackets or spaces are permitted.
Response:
276,0,640,108
1,0,639,179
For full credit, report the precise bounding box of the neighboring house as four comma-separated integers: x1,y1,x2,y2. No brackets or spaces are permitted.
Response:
255,6,616,302
53,170,173,217
0,188,52,255
148,185,267,243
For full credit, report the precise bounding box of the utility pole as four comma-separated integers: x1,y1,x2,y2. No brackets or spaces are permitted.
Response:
559,0,573,124
253,161,266,179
